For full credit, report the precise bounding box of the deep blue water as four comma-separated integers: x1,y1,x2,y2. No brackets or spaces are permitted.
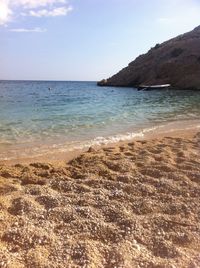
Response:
0,80,200,160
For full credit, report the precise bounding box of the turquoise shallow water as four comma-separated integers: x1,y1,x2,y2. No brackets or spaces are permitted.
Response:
0,80,200,160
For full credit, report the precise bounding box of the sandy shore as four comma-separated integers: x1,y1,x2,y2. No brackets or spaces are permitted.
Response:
0,130,200,267
1,119,200,166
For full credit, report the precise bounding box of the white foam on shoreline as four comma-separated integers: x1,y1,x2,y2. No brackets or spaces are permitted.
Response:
62,121,200,152
0,120,200,161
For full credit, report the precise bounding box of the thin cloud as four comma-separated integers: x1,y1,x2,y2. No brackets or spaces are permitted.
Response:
13,0,67,9
28,6,73,17
0,0,73,26
156,18,175,24
10,27,47,32
156,0,200,29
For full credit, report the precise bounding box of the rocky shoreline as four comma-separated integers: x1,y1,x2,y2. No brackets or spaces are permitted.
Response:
98,26,200,90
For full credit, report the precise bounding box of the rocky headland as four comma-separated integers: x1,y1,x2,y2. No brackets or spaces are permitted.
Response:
98,26,200,90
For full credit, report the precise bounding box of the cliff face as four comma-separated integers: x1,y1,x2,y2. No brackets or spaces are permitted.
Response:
98,26,200,89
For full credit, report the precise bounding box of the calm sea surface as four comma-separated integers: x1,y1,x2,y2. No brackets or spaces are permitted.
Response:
0,80,200,160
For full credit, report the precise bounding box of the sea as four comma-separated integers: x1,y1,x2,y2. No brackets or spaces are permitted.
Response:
0,80,200,161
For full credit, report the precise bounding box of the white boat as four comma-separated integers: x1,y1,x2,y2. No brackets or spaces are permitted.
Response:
138,84,171,90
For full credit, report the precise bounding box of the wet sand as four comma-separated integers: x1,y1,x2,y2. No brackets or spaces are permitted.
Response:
0,130,200,267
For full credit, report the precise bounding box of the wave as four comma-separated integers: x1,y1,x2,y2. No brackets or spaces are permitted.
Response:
1,120,200,161
51,119,200,152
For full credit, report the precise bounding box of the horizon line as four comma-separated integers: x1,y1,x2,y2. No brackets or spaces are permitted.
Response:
0,79,98,82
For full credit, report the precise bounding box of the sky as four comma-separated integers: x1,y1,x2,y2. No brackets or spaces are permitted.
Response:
0,0,200,81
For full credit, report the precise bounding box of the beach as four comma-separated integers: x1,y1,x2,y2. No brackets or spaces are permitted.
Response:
2,3,200,267
0,129,200,267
